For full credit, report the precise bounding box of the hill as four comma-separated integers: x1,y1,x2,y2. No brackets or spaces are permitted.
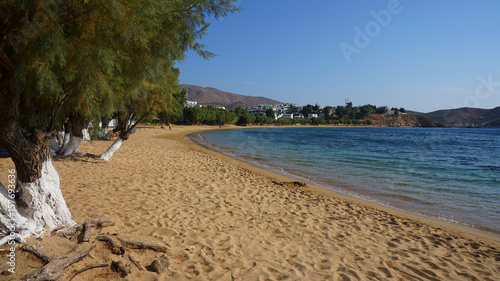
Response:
408,107,500,127
181,84,282,108
368,114,445,127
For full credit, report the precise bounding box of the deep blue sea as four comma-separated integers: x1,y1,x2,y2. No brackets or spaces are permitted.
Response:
191,127,500,234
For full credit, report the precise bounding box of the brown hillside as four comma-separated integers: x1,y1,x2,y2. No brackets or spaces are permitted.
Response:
181,84,282,108
367,114,444,127
409,107,500,127
425,107,489,126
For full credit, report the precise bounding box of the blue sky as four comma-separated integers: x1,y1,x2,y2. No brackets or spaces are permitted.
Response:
177,0,500,112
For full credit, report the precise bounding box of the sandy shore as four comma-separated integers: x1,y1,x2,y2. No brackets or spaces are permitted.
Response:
1,125,499,280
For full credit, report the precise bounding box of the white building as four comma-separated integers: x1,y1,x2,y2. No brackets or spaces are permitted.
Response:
281,113,294,119
308,114,318,119
185,100,197,107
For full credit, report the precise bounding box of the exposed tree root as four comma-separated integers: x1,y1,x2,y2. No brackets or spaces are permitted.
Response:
77,219,91,243
20,218,171,280
20,245,52,265
23,240,97,281
116,236,170,252
52,218,115,238
68,263,108,281
128,253,145,271
96,235,125,255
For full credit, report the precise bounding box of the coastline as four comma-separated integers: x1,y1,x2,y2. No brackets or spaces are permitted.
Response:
1,125,498,280
184,125,500,248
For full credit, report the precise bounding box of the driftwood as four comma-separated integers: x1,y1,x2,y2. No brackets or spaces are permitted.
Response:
116,237,169,253
68,264,108,281
53,219,116,238
23,240,97,281
20,246,52,265
77,219,91,243
96,235,125,255
128,254,145,271
110,260,131,277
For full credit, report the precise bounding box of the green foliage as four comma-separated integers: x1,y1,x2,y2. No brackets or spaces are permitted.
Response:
157,89,187,125
323,106,332,117
1,0,240,134
375,106,389,114
301,104,313,117
265,108,275,119
183,106,235,125
391,107,400,115
236,112,256,126
358,105,373,119
310,117,326,125
335,106,347,119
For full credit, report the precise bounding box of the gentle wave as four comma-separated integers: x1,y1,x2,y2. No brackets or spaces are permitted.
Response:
193,127,500,235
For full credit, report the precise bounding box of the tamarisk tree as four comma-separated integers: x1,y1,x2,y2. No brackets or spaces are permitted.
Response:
0,0,239,243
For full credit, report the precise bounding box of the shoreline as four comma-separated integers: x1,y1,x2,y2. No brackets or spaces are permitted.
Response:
183,125,500,248
1,125,499,280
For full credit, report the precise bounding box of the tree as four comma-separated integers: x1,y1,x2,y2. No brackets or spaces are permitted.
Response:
335,106,347,119
0,0,239,242
301,104,313,117
357,104,373,119
375,106,389,114
323,106,332,117
157,89,187,128
399,107,406,113
391,107,400,115
265,108,275,119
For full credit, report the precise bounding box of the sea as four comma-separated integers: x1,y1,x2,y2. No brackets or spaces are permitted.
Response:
190,127,500,235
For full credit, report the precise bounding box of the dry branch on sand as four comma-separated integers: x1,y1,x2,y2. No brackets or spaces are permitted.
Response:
23,240,97,281
20,218,171,280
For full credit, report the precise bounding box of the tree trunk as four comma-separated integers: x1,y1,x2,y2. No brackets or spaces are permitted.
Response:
99,137,124,160
60,121,71,151
99,113,146,161
0,75,74,244
0,129,74,244
58,112,86,156
49,137,61,156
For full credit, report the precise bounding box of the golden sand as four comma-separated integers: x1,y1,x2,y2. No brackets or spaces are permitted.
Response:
1,125,499,280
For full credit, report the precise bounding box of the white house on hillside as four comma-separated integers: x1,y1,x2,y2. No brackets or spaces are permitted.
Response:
185,101,197,107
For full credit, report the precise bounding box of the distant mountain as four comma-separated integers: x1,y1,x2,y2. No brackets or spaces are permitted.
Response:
408,107,500,127
181,84,282,108
369,114,444,127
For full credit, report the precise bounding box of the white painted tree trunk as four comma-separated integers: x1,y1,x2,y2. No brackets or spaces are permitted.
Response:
58,135,83,156
101,127,108,139
100,137,124,161
61,132,70,150
49,137,61,156
82,129,90,141
0,159,74,244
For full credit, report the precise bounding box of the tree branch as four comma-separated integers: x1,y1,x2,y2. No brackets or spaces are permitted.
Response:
0,49,14,71
68,264,108,281
60,8,95,25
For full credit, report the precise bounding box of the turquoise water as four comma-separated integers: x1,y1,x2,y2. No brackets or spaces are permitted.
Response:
191,127,500,234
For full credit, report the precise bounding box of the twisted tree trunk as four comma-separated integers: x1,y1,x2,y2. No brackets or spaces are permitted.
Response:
59,112,86,156
0,76,74,244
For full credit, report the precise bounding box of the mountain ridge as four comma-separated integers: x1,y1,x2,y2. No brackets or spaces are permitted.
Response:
181,84,282,109
408,107,500,127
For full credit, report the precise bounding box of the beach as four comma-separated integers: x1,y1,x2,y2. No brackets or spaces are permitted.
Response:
1,126,499,280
